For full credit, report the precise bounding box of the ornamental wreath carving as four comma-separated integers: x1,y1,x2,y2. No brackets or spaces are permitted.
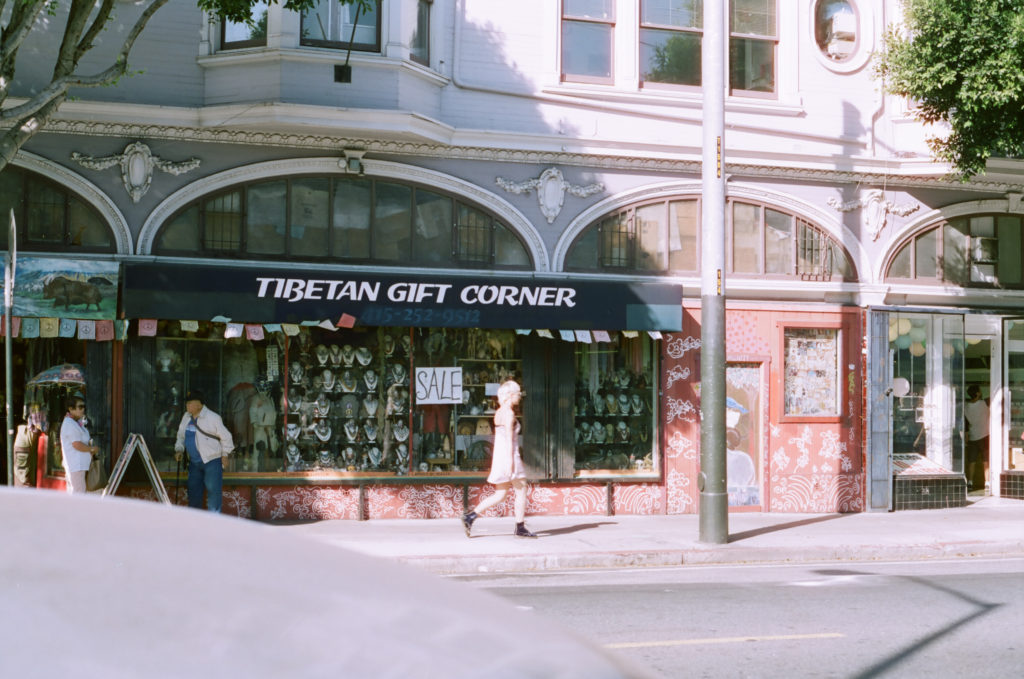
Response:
496,167,603,224
71,141,201,203
826,188,919,241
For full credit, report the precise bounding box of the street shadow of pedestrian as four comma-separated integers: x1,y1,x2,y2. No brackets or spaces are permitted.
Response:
728,513,848,543
537,521,616,537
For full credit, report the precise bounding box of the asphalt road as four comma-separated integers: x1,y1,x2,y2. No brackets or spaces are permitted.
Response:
454,557,1024,679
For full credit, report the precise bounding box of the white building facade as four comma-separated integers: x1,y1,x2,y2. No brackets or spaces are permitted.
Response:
4,0,1023,516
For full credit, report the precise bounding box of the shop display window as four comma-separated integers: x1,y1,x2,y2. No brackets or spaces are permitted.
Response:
572,333,658,476
783,327,841,418
413,328,521,474
133,324,659,480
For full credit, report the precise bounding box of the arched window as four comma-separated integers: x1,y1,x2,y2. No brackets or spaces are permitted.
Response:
153,174,532,269
565,197,856,280
886,215,1024,287
0,168,114,252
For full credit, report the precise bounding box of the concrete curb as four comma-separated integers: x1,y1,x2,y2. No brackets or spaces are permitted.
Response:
400,543,1024,575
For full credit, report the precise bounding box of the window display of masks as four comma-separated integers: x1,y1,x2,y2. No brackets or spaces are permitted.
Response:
573,334,656,473
279,327,410,473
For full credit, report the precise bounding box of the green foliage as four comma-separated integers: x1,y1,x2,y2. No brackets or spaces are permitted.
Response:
199,0,375,26
876,0,1024,179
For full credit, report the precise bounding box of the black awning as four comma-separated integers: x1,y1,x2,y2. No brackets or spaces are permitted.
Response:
122,262,682,331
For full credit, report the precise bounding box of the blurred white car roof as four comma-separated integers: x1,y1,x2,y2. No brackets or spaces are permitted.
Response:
0,488,649,678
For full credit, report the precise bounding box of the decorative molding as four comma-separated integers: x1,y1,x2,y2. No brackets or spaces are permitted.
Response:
10,151,132,254
137,158,550,270
495,167,603,223
71,141,201,203
827,189,920,241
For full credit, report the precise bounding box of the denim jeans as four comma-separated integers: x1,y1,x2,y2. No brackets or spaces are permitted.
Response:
186,454,223,513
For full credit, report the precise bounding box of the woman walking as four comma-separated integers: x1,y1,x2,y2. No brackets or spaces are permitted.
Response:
461,379,536,538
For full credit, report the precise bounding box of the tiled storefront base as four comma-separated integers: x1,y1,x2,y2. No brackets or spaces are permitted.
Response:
893,474,967,510
1001,471,1024,500
120,474,865,520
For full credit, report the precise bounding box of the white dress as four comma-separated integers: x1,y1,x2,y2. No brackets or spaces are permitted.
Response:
487,411,525,484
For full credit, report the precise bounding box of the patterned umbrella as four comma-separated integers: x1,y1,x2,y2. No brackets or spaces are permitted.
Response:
27,363,86,386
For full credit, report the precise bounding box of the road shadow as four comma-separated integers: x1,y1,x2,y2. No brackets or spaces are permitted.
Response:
538,521,617,537
849,576,1002,678
728,513,849,543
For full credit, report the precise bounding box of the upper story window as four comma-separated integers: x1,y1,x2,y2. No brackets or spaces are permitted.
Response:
565,197,855,280
640,0,702,87
886,215,1024,288
0,168,114,253
301,0,381,52
410,0,431,65
730,0,776,94
221,0,269,50
561,0,615,83
153,174,532,270
629,1,779,94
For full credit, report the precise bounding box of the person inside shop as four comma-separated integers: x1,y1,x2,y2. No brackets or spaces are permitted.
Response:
174,390,234,513
964,384,989,491
14,417,41,487
59,396,99,494
461,379,537,539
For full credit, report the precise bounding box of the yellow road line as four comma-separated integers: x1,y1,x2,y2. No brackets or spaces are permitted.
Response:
606,633,844,649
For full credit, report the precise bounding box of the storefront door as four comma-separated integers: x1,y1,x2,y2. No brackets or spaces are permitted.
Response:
1002,319,1024,482
889,312,965,474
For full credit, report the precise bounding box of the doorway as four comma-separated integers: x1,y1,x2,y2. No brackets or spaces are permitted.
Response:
963,336,992,495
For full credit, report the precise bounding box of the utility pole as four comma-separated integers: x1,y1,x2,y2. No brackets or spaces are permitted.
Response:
5,210,16,485
699,0,728,543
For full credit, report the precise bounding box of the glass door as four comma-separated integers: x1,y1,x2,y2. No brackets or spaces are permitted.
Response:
1002,318,1024,474
889,312,964,472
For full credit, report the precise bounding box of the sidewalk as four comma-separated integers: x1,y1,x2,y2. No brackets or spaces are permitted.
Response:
280,496,1024,575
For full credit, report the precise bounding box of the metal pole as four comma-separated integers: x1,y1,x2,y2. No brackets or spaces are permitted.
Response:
5,209,16,486
699,0,728,543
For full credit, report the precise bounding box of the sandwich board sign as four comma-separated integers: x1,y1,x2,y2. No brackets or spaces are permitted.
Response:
103,433,170,504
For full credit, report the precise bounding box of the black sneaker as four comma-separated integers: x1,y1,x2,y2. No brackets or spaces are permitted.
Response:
514,522,537,538
461,511,477,537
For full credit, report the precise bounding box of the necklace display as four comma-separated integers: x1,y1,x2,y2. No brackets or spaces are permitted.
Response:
314,344,329,366
341,344,356,367
313,394,330,419
314,421,332,442
363,370,378,391
363,421,378,442
344,420,360,442
340,370,358,393
329,345,343,367
362,396,379,417
285,443,304,471
393,421,410,442
317,448,334,468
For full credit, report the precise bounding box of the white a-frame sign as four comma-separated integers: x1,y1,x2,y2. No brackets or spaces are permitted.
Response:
103,433,171,504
